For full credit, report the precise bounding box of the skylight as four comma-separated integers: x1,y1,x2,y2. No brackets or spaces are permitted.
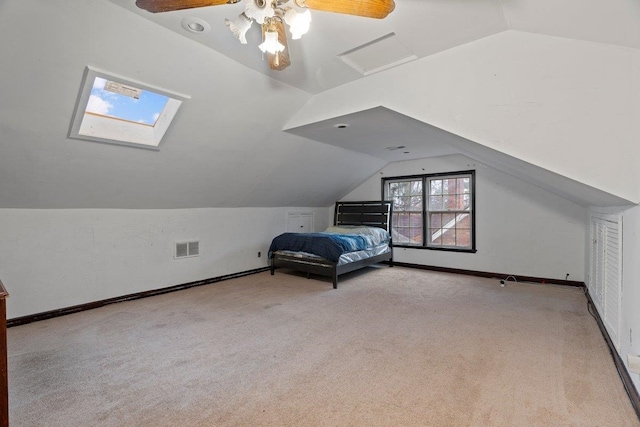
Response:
69,67,189,150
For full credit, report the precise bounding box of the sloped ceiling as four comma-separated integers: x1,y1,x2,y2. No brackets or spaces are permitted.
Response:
108,0,509,94
0,0,639,209
285,29,640,205
0,0,385,208
286,107,630,207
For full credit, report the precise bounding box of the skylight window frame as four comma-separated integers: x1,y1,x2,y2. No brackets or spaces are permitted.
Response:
68,66,190,151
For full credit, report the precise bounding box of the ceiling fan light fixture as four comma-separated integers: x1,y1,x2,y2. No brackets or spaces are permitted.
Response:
245,0,275,25
284,8,311,40
259,24,285,54
263,20,291,70
225,12,253,44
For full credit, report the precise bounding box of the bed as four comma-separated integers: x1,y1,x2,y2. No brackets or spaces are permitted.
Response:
269,201,393,289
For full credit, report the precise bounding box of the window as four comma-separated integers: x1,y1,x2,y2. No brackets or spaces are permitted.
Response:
383,171,475,252
69,66,189,150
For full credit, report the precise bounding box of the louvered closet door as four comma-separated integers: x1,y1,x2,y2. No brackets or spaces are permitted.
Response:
591,220,605,306
589,214,622,351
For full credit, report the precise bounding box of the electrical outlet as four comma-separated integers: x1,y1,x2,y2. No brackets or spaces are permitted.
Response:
628,355,640,374
258,251,261,258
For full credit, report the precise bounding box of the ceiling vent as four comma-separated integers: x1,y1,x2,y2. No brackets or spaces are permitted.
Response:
338,33,417,76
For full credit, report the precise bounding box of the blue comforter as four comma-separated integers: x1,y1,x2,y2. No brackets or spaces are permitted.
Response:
269,232,372,262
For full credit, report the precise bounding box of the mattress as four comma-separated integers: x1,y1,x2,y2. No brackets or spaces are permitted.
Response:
273,243,391,266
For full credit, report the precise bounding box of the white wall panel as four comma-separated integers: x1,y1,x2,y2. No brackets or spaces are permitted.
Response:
0,207,330,318
342,154,587,281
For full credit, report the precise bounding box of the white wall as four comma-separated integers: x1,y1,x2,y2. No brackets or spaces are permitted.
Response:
0,207,330,319
588,205,640,392
342,154,587,281
288,30,640,203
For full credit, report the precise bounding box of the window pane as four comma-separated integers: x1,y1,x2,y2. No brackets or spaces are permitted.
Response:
450,195,466,210
410,213,422,227
457,178,469,194
429,196,442,210
411,180,422,196
457,197,465,210
394,228,411,244
442,229,456,246
430,213,442,228
443,195,454,210
442,179,455,195
410,227,423,245
442,213,455,226
457,213,471,228
457,229,471,247
401,196,408,208
430,179,442,196
396,213,410,227
410,195,423,211
429,229,441,245
394,227,423,245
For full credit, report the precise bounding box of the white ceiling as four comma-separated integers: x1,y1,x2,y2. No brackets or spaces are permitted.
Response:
108,0,640,94
0,0,638,209
108,0,509,93
285,107,459,162
286,107,632,206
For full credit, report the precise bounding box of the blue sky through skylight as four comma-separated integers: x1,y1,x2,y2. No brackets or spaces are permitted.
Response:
86,77,169,126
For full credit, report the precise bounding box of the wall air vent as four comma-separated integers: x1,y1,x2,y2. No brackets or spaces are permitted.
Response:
175,241,200,259
188,241,200,257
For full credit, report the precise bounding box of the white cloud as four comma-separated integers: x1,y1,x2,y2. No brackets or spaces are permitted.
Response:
86,94,113,115
152,112,160,122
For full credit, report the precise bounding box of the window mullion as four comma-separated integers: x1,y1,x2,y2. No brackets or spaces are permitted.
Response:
423,176,428,248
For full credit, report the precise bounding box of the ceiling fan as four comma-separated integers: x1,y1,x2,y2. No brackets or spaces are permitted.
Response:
136,0,396,71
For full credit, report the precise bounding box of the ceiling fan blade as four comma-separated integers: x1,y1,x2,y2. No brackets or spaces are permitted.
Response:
300,0,395,19
136,0,234,13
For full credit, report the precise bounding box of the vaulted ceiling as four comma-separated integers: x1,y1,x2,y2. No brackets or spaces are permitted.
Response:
0,0,638,209
109,0,640,94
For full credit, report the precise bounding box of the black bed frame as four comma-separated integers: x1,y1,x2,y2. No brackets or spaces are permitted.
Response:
270,201,394,289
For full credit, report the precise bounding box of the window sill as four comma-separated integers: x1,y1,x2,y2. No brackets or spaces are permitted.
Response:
393,244,477,254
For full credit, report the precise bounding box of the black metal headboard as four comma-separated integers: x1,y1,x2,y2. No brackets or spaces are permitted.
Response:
334,201,393,232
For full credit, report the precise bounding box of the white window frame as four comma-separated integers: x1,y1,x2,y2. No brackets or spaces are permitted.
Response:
68,66,190,150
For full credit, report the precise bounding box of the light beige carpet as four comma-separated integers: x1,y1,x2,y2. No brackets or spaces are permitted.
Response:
8,267,640,426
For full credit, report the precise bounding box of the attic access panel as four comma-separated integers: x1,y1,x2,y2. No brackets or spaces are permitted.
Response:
69,66,190,150
338,33,417,76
